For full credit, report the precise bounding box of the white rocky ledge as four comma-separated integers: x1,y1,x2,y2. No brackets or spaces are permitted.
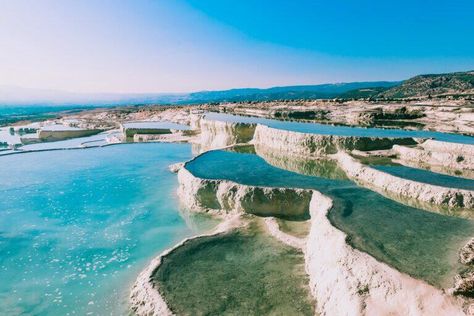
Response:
253,124,418,156
336,151,474,214
177,166,312,219
305,191,469,316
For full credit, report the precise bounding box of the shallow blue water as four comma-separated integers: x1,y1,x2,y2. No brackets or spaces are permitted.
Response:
0,143,210,315
186,149,474,287
204,112,474,144
373,165,474,190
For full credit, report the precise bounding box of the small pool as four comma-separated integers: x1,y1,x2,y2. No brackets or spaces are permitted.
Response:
153,221,314,315
204,112,474,144
186,148,474,288
373,164,474,191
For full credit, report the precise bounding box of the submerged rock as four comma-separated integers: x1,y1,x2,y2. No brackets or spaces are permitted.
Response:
460,238,474,265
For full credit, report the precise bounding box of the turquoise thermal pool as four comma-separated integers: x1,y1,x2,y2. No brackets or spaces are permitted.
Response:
0,143,212,315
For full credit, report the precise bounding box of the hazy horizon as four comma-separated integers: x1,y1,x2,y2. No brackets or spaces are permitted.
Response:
1,0,473,95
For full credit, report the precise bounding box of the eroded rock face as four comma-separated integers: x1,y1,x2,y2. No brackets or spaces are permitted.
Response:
177,167,312,220
305,191,467,316
452,271,474,297
253,124,417,156
193,117,256,153
336,151,474,214
460,238,474,265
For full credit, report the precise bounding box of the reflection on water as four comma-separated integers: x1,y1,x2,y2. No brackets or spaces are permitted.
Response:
186,147,474,288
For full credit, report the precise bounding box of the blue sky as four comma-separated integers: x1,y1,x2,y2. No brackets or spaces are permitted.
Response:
0,0,473,93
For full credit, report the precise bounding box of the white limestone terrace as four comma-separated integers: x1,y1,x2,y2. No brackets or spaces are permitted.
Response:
177,164,312,219
253,124,417,155
197,112,474,212
394,140,474,176
128,112,474,315
195,112,420,155
335,151,474,216
130,158,472,315
306,192,469,316
203,112,474,144
191,116,257,153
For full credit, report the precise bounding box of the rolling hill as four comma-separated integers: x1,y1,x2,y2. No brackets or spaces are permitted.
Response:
379,71,474,98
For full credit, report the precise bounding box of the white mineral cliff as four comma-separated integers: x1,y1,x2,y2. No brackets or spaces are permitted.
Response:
177,166,312,219
192,117,256,153
252,124,417,156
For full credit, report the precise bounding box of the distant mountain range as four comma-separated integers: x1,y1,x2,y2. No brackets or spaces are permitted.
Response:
0,81,399,106
1,70,473,106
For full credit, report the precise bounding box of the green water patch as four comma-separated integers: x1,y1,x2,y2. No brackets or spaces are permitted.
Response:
153,221,315,315
275,219,311,238
186,147,474,288
328,187,474,287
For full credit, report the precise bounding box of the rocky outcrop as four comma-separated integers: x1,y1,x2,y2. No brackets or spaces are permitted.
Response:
394,140,474,173
336,151,474,215
452,271,474,297
178,166,312,220
253,124,417,157
193,117,256,153
305,191,467,316
452,238,474,298
460,238,474,265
